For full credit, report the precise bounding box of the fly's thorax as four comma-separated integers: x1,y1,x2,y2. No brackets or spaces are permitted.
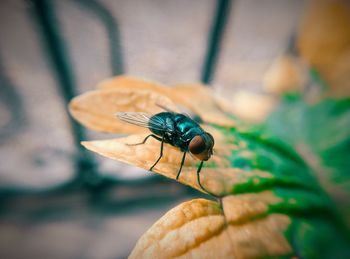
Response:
174,115,200,134
173,114,202,141
189,132,214,161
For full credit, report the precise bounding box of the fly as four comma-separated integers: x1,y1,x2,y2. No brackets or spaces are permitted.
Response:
116,111,214,194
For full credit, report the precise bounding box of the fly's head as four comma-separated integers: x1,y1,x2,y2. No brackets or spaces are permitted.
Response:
188,132,214,161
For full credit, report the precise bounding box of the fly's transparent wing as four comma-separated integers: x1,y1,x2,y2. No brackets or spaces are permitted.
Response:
116,112,166,131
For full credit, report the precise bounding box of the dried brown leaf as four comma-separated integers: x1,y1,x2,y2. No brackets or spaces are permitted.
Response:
69,88,178,134
228,91,278,123
222,192,282,223
263,55,306,95
97,75,236,127
98,75,172,96
297,0,350,97
171,84,236,127
130,198,291,259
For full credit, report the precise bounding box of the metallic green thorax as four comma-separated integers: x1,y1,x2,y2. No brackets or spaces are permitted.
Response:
149,112,206,152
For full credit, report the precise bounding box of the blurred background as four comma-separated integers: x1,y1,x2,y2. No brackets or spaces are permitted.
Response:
0,0,323,258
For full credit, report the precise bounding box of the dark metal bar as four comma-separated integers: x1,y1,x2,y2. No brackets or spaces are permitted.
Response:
30,0,98,185
0,53,26,141
201,0,232,84
73,0,125,75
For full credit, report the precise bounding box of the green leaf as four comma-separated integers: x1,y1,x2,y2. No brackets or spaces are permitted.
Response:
260,96,350,258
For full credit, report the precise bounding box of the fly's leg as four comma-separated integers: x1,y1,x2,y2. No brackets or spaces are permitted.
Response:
149,135,165,171
127,134,162,146
196,161,219,198
176,152,187,180
126,134,164,172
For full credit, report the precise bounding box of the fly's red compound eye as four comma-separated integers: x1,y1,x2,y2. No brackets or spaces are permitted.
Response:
189,135,206,155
